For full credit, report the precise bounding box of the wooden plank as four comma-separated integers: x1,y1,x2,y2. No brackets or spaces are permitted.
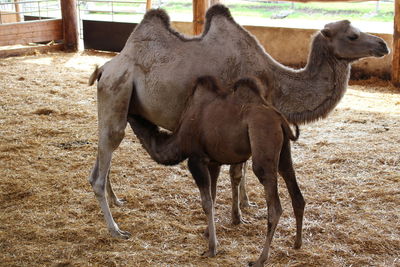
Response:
0,19,63,46
0,11,19,24
0,44,63,58
0,19,62,36
0,30,63,46
392,0,400,87
193,0,208,35
61,0,79,51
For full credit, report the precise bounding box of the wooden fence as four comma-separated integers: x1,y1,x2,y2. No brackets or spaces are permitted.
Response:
0,0,78,57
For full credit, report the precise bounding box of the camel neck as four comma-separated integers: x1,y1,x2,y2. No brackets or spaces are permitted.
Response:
270,33,351,124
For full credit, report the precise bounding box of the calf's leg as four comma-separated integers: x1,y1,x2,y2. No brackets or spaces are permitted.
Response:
247,122,283,266
250,163,282,267
188,157,217,257
208,163,221,206
279,138,305,249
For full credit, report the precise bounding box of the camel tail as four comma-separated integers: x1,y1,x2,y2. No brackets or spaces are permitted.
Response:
282,122,300,142
128,115,186,166
267,105,300,142
269,105,300,142
88,65,103,86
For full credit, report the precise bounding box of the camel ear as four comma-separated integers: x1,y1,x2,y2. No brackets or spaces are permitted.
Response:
321,28,332,38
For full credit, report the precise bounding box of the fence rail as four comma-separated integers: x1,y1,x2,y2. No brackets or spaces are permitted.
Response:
0,0,61,24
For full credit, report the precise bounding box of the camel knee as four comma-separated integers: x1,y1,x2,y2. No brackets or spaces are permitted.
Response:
293,193,305,215
229,167,242,186
252,163,276,185
92,179,106,198
105,127,126,150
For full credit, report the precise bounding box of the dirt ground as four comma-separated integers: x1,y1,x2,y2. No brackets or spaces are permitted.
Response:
0,51,399,267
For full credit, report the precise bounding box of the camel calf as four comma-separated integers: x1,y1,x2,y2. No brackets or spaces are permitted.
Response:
128,76,304,266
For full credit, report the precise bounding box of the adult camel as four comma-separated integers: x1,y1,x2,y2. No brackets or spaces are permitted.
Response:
88,5,389,239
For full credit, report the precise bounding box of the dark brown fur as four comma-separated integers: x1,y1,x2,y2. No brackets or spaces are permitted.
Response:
128,76,303,266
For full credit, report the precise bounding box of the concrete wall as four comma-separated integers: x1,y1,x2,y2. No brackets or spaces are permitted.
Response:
171,21,392,80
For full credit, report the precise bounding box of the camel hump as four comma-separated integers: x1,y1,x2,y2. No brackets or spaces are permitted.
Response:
143,8,170,28
206,4,232,21
232,77,265,102
195,76,226,96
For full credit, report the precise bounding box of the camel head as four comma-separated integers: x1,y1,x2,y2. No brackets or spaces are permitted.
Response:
320,20,389,61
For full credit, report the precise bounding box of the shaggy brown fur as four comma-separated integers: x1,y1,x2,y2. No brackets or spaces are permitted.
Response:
128,76,302,267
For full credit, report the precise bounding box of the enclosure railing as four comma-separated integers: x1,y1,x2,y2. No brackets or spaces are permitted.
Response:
0,0,61,24
77,0,153,21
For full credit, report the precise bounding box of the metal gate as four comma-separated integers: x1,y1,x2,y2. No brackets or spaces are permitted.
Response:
0,0,61,24
76,0,156,51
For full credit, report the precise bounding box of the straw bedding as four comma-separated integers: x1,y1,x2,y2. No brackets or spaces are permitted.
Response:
0,51,399,267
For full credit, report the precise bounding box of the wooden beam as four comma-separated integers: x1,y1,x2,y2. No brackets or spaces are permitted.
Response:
0,19,63,46
14,0,22,22
146,0,152,10
392,0,400,87
193,0,209,35
61,0,79,52
0,44,63,58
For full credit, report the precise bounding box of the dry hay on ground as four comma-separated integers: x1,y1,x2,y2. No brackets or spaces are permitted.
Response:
0,51,399,267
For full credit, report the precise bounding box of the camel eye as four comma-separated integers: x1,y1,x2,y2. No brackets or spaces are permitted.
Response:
348,34,359,41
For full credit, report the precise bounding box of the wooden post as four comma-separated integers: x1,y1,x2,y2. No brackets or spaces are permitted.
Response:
14,0,22,22
146,0,152,11
61,0,78,52
392,0,400,87
193,0,208,35
210,0,222,5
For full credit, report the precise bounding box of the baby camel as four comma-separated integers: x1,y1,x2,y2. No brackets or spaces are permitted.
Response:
128,76,303,266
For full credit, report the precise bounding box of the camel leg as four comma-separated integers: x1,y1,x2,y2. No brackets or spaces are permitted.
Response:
188,157,217,257
204,163,220,238
250,163,282,267
279,138,305,249
247,123,282,266
229,164,245,225
106,169,127,207
89,121,131,239
208,163,221,205
90,157,124,207
89,72,133,238
233,162,255,208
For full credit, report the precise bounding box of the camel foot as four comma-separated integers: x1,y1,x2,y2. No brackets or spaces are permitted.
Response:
232,216,250,225
240,201,257,209
112,198,127,207
248,261,263,267
201,249,217,258
293,239,302,249
110,228,131,239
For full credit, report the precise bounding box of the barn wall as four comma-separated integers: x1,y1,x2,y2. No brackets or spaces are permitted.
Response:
171,21,393,80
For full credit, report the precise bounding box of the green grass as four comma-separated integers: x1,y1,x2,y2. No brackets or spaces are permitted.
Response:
159,0,394,23
82,0,395,23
